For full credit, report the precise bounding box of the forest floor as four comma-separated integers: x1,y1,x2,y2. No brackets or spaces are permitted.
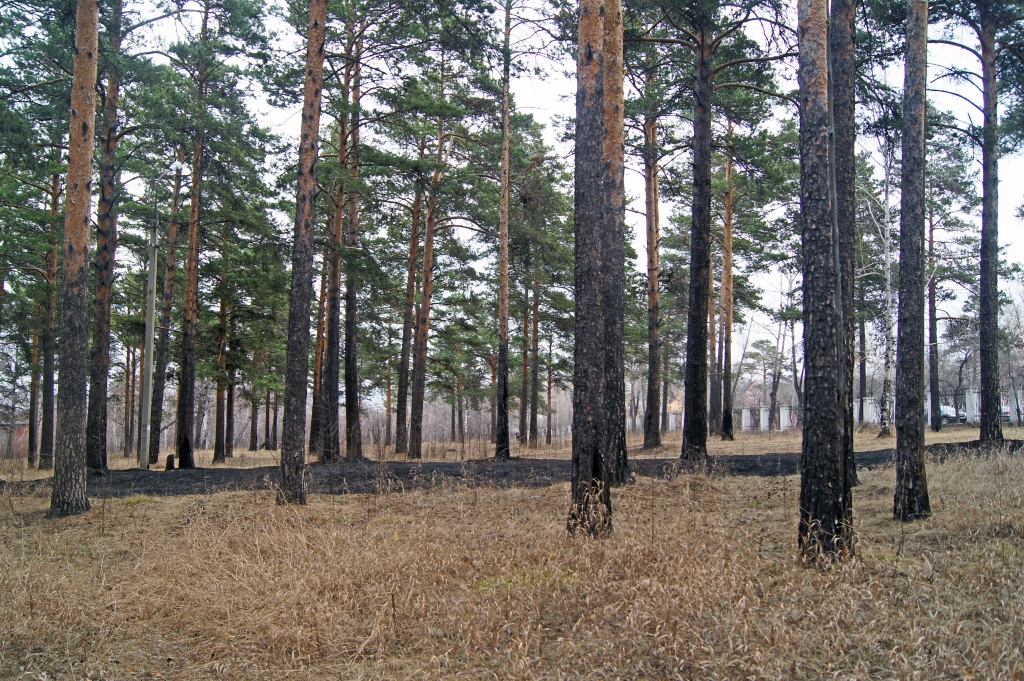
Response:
2,427,1023,679
0,424,1018,498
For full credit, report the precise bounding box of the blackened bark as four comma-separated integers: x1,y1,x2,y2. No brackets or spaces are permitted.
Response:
321,206,342,463
176,4,209,471
225,374,234,458
344,64,363,460
28,316,40,467
708,271,721,435
661,337,670,433
148,154,183,466
831,0,857,488
86,0,122,472
49,0,99,518
279,0,327,503
309,263,327,454
721,138,735,441
894,0,930,521
271,391,278,450
519,300,529,443
395,184,422,454
682,31,713,462
249,396,258,451
858,281,867,423
928,219,941,431
496,0,513,460
603,0,628,484
529,272,540,446
213,250,228,465
978,9,1002,442
39,176,60,471
263,388,270,449
569,0,611,536
642,110,661,449
797,0,852,557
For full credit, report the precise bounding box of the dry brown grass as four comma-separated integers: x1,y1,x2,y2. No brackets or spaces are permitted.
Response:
3,442,1024,680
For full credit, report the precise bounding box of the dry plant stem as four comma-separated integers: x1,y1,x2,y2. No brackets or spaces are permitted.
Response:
50,0,100,518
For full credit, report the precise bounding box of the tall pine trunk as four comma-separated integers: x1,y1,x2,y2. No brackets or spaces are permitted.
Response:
682,27,713,462
213,239,229,464
603,0,628,484
249,396,258,451
344,51,363,460
529,272,540,446
148,153,183,465
519,298,529,443
894,0,930,521
642,107,661,449
928,216,941,431
721,130,735,440
86,0,122,471
321,202,343,462
978,7,1002,442
278,0,327,503
49,0,99,518
797,0,852,557
495,0,513,459
832,0,858,489
28,314,40,467
38,174,60,471
175,3,209,470
308,263,327,454
708,268,721,435
394,182,422,454
569,0,611,536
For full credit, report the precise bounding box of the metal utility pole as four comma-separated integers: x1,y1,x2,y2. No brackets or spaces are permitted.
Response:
139,162,182,469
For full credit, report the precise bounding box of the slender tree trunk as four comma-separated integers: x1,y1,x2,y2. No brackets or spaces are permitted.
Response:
39,174,61,471
279,0,327,503
409,111,450,460
271,391,278,450
721,133,735,440
490,355,497,442
519,295,529,443
642,107,662,448
603,0,628,484
344,52,363,460
148,152,183,465
249,396,258,451
546,337,553,445
495,0,513,460
529,271,540,446
213,245,228,464
832,0,858,489
682,28,713,462
978,9,1002,442
126,344,136,456
894,0,930,521
395,182,422,454
797,0,852,557
309,262,327,454
226,372,234,458
175,3,210,471
49,0,99,517
661,335,670,432
569,0,611,536
28,314,40,467
321,203,343,462
858,279,867,423
928,215,941,432
194,382,206,450
384,352,392,447
86,0,123,471
877,146,896,438
708,267,721,435
263,388,271,449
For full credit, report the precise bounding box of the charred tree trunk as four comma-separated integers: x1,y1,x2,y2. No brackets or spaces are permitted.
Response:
263,388,271,450
213,244,229,464
309,262,328,454
49,0,99,517
529,271,540,446
408,112,449,460
278,0,327,502
661,336,670,433
682,29,713,462
519,296,529,443
978,8,1002,442
569,0,611,536
148,153,183,466
249,395,258,451
546,337,553,445
894,0,930,521
832,0,858,489
271,391,278,450
38,175,60,471
858,281,867,423
708,268,721,436
321,204,343,463
344,56,363,460
603,0,628,484
797,0,852,557
721,134,735,441
175,3,210,471
86,0,123,471
495,0,513,460
28,315,40,467
395,183,422,454
225,373,234,458
642,108,662,449
384,352,392,447
928,216,941,432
